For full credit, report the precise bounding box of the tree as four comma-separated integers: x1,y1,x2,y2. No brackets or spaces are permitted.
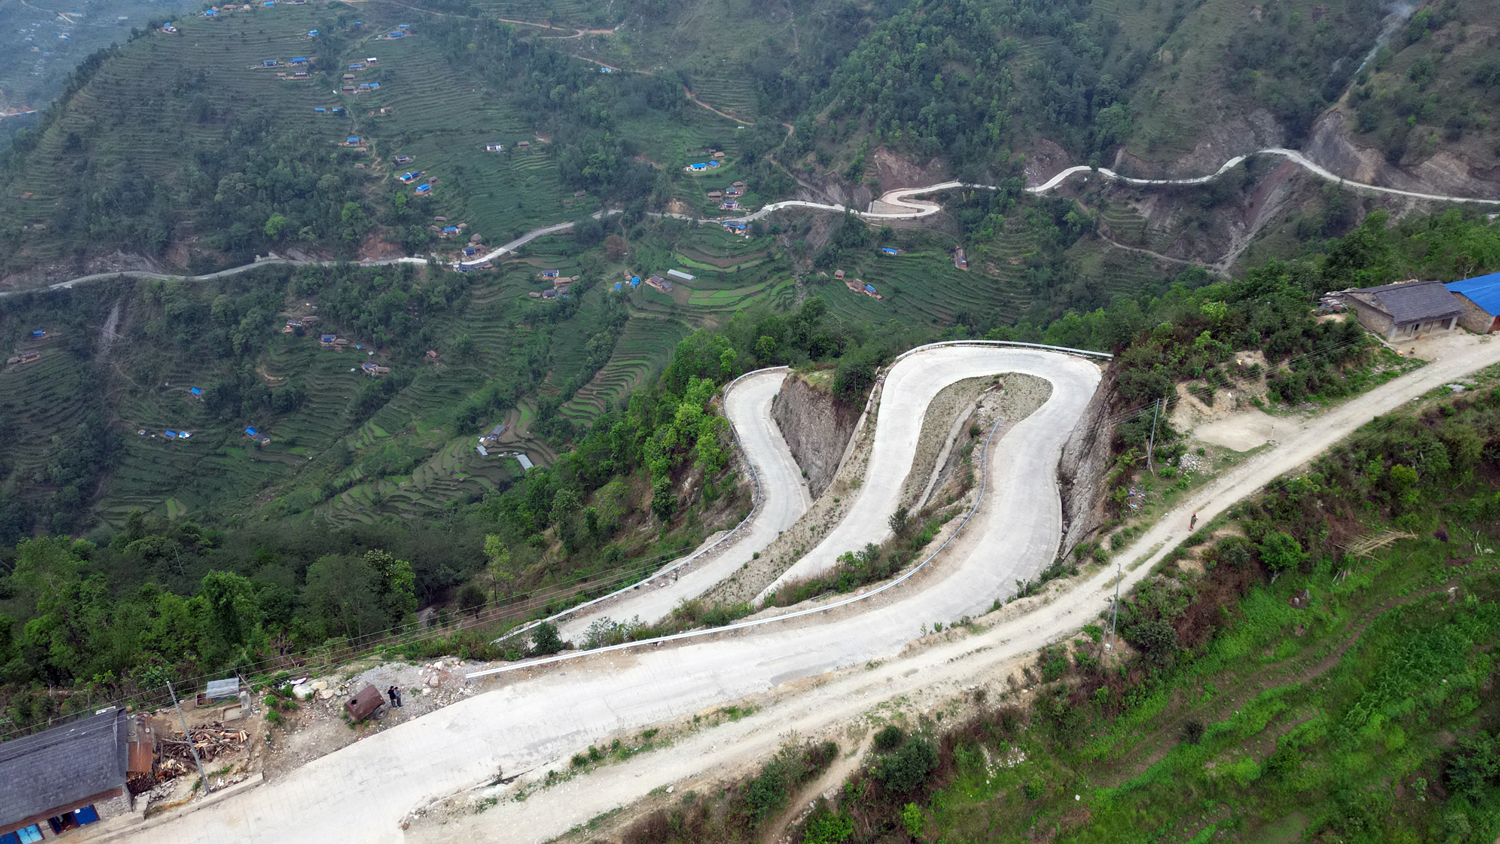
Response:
483,535,513,603
364,549,417,624
302,554,385,639
888,506,913,538
457,583,487,618
603,234,628,262
1257,531,1308,574
199,570,260,660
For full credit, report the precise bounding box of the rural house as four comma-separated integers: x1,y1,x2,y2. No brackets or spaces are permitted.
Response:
0,708,153,842
1446,271,1500,334
1338,280,1463,341
954,248,968,270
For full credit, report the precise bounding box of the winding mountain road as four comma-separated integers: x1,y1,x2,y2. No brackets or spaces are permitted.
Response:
16,145,1497,296
111,335,1500,844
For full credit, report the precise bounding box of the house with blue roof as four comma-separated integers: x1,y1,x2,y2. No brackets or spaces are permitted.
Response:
244,427,258,436
880,247,900,255
190,387,202,397
1447,271,1500,334
289,57,307,64
314,107,326,113
388,30,404,37
613,282,622,291
415,183,431,194
307,29,318,37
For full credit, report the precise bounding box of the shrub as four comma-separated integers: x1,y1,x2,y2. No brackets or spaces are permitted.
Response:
876,736,937,795
1182,719,1204,744
901,802,924,837
873,724,906,751
530,622,564,656
801,802,854,844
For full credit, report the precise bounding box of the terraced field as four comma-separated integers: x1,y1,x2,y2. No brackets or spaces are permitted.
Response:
559,316,689,422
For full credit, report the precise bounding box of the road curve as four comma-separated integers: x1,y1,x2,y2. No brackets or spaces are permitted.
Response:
119,345,1102,844
758,346,1099,600
552,368,811,642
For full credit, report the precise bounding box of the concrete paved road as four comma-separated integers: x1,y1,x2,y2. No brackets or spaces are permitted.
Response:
121,346,1101,844
758,347,1099,599
117,338,1500,843
555,369,811,641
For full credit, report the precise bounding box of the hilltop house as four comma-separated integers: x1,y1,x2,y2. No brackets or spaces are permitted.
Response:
0,708,156,843
1338,280,1463,341
1446,271,1500,334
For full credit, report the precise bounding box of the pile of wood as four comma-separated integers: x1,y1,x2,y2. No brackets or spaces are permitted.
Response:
159,724,249,772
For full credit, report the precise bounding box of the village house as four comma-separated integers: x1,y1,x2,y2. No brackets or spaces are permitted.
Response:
361,361,391,377
706,190,723,200
485,143,503,152
0,708,157,843
426,349,440,361
731,181,746,190
1446,271,1500,334
833,269,845,280
646,274,673,292
515,140,530,150
393,154,414,165
1338,280,1464,341
954,248,968,270
319,333,337,347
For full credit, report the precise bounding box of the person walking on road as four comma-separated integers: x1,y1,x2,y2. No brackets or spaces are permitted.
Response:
1189,512,1198,531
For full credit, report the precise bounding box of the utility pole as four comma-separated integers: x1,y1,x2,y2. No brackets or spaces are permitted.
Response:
166,680,208,792
1146,397,1161,474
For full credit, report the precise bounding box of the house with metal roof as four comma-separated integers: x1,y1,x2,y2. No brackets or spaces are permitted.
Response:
0,708,140,842
1338,280,1464,341
1446,271,1500,334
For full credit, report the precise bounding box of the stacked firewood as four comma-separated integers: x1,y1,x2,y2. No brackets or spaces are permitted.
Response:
160,724,249,769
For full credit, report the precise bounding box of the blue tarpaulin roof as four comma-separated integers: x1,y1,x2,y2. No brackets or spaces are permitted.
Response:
244,427,259,436
1448,272,1500,316
190,387,202,395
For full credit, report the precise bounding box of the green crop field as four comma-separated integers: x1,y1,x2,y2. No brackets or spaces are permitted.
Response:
560,315,690,423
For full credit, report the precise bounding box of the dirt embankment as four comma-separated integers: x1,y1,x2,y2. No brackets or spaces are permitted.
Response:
771,371,860,499
1056,365,1120,561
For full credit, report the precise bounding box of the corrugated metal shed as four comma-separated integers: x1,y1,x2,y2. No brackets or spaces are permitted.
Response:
204,678,240,700
1447,271,1500,316
0,709,128,828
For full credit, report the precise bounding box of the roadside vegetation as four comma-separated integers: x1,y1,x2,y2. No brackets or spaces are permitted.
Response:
596,367,1500,844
